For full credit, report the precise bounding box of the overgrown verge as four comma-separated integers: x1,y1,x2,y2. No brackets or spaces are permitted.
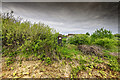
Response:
1,11,120,78
70,53,120,78
2,11,59,65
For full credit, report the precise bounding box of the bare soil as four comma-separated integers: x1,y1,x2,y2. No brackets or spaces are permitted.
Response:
1,57,120,78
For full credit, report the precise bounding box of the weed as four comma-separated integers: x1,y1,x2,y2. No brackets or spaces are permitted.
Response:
94,57,104,63
88,72,92,76
71,64,86,78
57,46,79,60
104,53,120,71
11,67,14,70
40,53,46,61
13,72,17,76
61,60,65,66
45,57,51,64
79,56,87,64
34,53,38,57
99,70,106,77
69,63,72,67
5,57,15,66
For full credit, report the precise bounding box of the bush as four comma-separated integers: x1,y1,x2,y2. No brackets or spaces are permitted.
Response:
114,34,120,38
91,28,114,42
67,34,90,45
93,38,117,49
2,11,59,59
118,41,120,47
86,32,90,36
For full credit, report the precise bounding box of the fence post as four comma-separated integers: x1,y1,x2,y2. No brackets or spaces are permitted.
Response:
58,34,62,46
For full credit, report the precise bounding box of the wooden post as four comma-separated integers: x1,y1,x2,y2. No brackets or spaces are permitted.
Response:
58,34,62,46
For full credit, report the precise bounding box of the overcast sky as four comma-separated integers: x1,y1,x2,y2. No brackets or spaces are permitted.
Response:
2,2,118,35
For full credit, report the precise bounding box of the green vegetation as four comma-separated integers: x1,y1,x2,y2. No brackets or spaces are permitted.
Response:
56,45,80,60
1,11,120,78
2,11,59,64
93,38,117,49
91,28,114,41
104,53,120,71
67,34,90,45
86,32,90,36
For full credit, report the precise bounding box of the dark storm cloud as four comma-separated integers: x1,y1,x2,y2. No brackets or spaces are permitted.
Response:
2,2,118,34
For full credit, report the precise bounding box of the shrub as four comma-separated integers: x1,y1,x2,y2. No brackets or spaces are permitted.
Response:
86,32,90,36
91,28,114,42
67,34,90,45
116,40,120,46
93,38,117,49
114,34,120,38
2,11,59,59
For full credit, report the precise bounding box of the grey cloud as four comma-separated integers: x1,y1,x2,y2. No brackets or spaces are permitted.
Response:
2,2,118,34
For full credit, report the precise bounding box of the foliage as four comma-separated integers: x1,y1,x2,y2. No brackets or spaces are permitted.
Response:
94,57,104,63
45,57,51,64
90,28,118,50
62,35,67,37
114,34,120,38
38,53,46,61
1,11,120,75
67,34,90,45
71,64,86,78
93,38,117,49
62,38,66,45
2,11,59,64
86,32,90,36
116,40,120,46
5,57,16,66
91,28,114,42
56,46,80,59
66,44,78,50
104,53,120,71
79,55,87,64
